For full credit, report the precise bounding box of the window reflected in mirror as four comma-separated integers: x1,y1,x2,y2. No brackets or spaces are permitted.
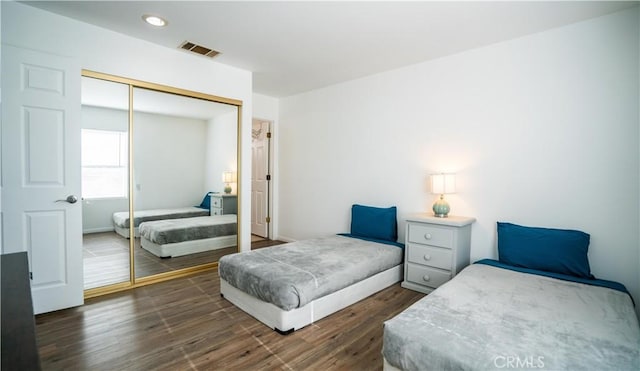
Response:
81,76,131,290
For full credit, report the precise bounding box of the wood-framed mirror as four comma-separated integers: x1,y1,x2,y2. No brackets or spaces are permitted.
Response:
81,70,241,297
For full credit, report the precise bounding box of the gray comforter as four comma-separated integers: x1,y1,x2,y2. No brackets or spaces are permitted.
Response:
218,235,403,311
139,215,236,244
383,263,640,371
112,207,209,228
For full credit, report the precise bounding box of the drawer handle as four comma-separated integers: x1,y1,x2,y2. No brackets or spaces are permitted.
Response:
424,233,432,240
423,275,430,282
423,254,431,261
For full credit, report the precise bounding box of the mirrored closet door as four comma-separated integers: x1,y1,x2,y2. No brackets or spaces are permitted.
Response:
80,71,241,296
81,76,131,290
132,87,239,281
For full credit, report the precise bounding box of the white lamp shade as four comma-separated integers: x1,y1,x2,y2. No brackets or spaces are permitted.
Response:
431,173,456,194
222,171,237,183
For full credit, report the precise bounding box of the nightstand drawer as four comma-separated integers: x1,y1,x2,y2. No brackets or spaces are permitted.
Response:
211,197,222,208
211,208,222,216
406,264,451,288
408,223,453,248
407,244,452,270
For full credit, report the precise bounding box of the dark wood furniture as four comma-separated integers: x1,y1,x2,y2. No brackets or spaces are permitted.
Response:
1,252,42,370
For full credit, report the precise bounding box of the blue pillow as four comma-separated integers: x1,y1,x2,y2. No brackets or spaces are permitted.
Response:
198,192,213,210
350,204,398,242
497,222,593,279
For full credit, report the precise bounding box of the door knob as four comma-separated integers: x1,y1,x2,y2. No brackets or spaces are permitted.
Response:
56,195,78,204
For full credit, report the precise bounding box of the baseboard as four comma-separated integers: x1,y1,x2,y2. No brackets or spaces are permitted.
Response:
83,227,115,234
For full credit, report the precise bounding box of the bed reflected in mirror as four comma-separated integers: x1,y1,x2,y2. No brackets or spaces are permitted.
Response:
131,87,238,280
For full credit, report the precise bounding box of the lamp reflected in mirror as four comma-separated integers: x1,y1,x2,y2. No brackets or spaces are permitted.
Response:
223,171,237,194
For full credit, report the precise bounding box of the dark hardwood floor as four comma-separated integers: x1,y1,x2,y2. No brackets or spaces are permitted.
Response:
36,270,424,370
250,238,287,250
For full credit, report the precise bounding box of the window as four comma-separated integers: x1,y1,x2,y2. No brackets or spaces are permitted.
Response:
81,129,128,199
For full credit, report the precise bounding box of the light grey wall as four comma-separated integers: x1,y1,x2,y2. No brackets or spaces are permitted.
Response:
132,111,207,210
205,110,239,194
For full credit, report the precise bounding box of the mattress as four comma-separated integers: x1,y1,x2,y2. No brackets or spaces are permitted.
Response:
112,207,209,228
139,214,237,244
382,263,640,371
218,235,403,311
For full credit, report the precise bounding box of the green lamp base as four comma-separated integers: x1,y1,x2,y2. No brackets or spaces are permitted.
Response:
432,196,450,218
224,185,232,194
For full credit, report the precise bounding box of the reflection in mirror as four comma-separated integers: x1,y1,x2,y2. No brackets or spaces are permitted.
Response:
131,87,238,280
81,76,131,290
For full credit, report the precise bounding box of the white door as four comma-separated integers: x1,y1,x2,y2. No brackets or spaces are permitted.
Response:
251,120,270,238
1,45,84,314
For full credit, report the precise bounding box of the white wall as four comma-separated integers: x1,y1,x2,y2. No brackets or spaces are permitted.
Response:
205,110,238,194
82,197,128,234
278,8,640,312
133,111,207,209
82,105,128,131
253,93,279,120
2,1,253,250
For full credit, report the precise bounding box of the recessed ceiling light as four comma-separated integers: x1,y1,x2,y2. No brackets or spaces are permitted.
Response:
142,14,167,27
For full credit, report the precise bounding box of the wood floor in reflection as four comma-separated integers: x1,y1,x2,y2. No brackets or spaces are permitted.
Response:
36,268,424,370
83,232,283,289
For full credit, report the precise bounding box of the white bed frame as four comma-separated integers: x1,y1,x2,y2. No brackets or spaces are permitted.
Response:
220,264,403,334
383,358,401,371
141,234,236,258
115,225,139,239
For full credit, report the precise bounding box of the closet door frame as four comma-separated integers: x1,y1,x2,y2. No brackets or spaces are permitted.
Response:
82,69,243,299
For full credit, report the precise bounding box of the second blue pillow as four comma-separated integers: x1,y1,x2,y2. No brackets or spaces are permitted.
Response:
351,204,398,242
497,222,593,279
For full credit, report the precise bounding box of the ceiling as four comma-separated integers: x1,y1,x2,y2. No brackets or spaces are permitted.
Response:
24,1,638,98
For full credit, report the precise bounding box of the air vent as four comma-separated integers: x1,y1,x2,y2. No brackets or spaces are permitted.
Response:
179,41,220,58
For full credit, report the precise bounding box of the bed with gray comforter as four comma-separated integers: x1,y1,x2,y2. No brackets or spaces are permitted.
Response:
139,214,237,245
218,235,403,311
382,263,639,371
113,207,210,229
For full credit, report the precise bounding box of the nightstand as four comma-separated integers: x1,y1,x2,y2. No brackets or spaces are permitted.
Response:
401,214,475,294
210,194,238,215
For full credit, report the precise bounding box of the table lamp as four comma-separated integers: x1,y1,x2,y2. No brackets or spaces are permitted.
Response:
430,173,456,217
222,171,236,194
